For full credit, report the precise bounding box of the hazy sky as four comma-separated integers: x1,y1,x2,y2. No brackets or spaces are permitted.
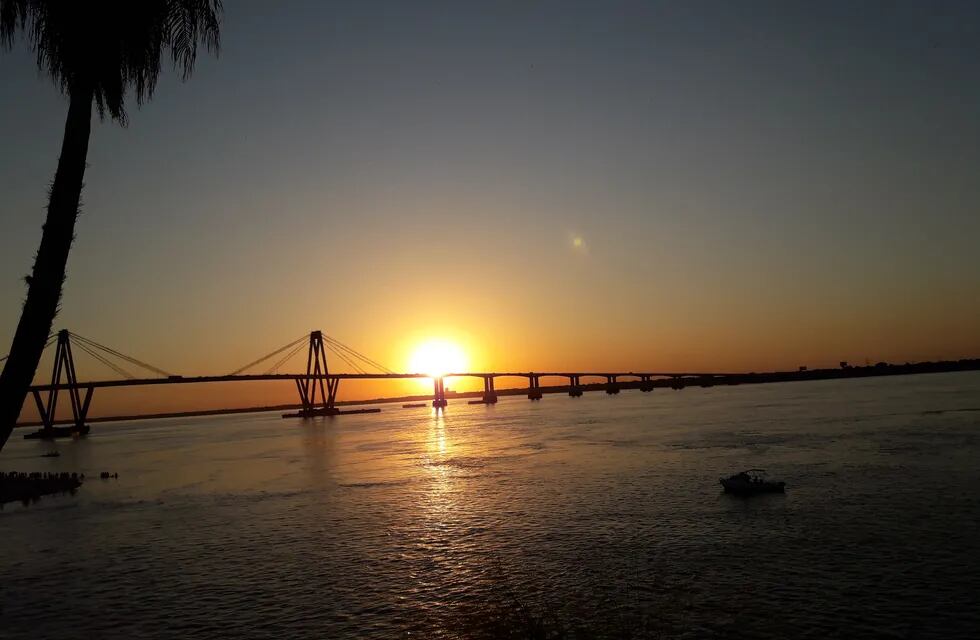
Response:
2,1,980,414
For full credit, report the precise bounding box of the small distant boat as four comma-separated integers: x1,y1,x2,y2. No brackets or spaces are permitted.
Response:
720,469,785,495
41,451,61,458
402,403,427,409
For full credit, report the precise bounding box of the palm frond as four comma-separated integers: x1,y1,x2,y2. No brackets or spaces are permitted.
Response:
0,0,222,123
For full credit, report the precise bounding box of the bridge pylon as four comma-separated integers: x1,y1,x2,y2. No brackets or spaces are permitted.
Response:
27,330,93,440
292,331,340,417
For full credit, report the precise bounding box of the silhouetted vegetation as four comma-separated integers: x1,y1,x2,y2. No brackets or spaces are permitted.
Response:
0,0,222,451
0,470,82,506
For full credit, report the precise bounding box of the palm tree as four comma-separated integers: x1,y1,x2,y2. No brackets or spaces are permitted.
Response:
0,1,222,449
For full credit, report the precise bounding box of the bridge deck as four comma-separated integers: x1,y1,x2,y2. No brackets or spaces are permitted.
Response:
28,371,734,392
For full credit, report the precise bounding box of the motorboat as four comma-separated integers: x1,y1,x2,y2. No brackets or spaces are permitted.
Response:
720,469,785,495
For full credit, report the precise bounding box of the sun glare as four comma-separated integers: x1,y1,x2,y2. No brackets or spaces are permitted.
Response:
409,340,468,377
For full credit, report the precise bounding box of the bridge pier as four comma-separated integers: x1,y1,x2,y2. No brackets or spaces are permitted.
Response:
481,376,498,403
527,373,542,400
568,374,583,397
25,330,92,440
432,377,448,408
639,375,654,392
605,375,620,394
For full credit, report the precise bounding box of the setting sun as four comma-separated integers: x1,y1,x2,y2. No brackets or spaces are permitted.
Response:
409,339,468,377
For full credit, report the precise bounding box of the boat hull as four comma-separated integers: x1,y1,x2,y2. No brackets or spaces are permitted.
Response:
720,478,785,495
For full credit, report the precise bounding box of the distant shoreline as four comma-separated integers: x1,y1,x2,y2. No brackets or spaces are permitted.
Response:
15,359,980,428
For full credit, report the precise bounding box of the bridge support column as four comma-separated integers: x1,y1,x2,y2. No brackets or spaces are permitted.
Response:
26,330,92,440
640,375,654,392
290,331,340,417
568,374,583,397
528,374,542,400
432,377,448,408
605,375,621,395
482,376,497,404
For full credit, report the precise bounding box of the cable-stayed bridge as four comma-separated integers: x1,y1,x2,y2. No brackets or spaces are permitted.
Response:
9,330,732,439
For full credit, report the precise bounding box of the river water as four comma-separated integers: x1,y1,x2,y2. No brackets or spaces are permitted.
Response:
2,372,978,639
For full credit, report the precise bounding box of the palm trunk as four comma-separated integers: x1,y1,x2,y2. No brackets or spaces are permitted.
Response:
0,87,94,450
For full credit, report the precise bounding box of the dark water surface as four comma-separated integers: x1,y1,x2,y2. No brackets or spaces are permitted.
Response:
2,373,979,638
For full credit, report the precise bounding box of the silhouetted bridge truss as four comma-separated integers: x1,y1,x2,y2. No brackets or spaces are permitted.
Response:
13,330,731,439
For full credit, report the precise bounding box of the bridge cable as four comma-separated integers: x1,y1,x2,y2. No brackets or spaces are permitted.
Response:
326,337,394,374
263,340,308,375
323,342,364,373
227,334,308,376
70,332,172,377
74,341,136,380
324,343,366,374
323,338,373,372
263,341,307,375
324,335,395,374
324,343,367,374
223,332,394,376
73,341,137,380
0,333,57,364
69,332,174,377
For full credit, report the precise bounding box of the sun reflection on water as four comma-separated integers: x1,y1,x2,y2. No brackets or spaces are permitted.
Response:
419,408,460,538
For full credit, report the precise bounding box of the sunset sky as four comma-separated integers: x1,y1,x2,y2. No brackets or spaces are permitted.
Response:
2,1,979,416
